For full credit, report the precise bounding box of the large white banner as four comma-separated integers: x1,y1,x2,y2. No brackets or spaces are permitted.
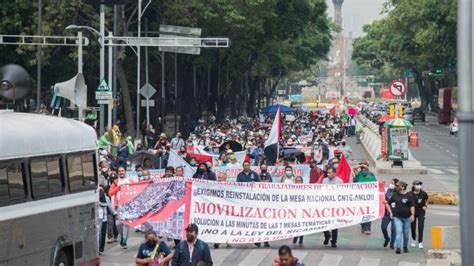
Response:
189,180,384,243
119,178,385,243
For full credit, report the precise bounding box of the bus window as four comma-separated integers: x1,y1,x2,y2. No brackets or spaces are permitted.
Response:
0,166,8,202
46,158,62,193
67,155,84,192
0,163,26,205
81,153,96,189
8,164,26,200
67,153,97,192
30,160,49,197
30,157,63,198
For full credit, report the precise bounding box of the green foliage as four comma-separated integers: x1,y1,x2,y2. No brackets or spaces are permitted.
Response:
352,0,456,84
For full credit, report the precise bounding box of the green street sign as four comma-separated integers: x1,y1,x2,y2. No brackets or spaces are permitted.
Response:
96,79,111,92
96,79,112,101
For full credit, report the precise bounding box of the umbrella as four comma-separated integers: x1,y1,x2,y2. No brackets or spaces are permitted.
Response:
348,107,357,116
384,118,413,128
260,104,295,114
378,114,394,123
219,140,243,153
282,147,306,163
127,150,158,166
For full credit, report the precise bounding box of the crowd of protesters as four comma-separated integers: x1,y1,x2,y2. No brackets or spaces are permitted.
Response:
92,107,428,265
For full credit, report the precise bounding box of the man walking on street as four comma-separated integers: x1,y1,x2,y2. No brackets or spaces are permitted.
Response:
322,167,343,248
353,160,376,235
172,224,213,266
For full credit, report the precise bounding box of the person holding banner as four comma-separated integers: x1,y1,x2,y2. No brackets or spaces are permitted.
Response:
236,161,260,182
292,176,305,247
386,181,415,254
108,166,134,249
136,230,173,266
353,160,377,235
322,167,343,248
192,163,217,181
279,166,296,184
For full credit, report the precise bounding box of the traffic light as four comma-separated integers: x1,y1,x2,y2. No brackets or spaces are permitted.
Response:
389,105,395,117
428,67,443,77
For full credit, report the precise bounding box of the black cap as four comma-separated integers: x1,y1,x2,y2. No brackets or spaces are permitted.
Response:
185,223,199,233
413,180,423,185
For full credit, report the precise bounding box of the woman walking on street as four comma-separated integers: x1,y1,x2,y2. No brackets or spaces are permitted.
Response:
381,178,398,249
386,181,415,254
408,180,429,249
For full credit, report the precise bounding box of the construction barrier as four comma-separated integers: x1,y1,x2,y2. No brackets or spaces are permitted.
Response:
409,131,419,147
431,226,461,249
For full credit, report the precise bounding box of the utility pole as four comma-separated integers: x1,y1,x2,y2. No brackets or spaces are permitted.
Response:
36,0,42,111
99,1,105,134
107,32,113,129
113,5,118,123
457,0,474,264
77,31,84,121
136,0,142,139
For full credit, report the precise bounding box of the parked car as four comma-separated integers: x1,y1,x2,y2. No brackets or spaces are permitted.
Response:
413,108,426,122
403,108,415,125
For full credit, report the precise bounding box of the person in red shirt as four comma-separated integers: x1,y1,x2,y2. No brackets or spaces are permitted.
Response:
309,161,324,184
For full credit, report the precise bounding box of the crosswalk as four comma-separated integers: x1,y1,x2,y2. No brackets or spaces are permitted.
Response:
101,237,426,266
427,166,459,175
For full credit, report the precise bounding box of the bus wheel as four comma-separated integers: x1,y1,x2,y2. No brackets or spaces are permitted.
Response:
55,250,70,266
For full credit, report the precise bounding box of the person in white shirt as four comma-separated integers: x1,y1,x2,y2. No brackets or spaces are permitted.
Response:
322,167,343,248
280,165,296,184
170,132,185,150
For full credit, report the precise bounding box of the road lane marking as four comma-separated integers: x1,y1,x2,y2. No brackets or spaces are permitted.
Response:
428,169,444,174
398,262,420,266
238,249,272,266
358,257,380,266
292,250,309,262
319,253,343,266
212,248,235,265
447,169,459,174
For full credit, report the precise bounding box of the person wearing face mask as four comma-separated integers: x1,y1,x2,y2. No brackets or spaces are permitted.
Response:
259,163,273,182
192,163,217,181
322,167,343,248
179,147,191,163
189,157,198,167
408,180,428,249
386,181,415,254
108,166,135,249
280,166,295,184
381,178,399,249
172,224,213,266
136,229,173,265
309,161,324,184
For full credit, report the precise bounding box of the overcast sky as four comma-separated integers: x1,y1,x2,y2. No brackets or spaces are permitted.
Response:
325,0,386,37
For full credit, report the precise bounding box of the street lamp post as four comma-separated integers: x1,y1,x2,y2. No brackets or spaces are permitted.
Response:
66,20,106,135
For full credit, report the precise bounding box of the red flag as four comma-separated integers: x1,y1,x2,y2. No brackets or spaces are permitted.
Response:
187,152,213,164
316,174,325,184
336,154,352,183
329,106,336,116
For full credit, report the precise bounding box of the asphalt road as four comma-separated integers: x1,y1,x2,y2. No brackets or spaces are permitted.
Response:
410,113,459,170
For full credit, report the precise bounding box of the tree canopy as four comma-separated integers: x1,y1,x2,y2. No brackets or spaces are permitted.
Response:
351,0,456,101
0,0,333,135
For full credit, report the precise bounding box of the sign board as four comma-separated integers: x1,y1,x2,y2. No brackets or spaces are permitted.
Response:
96,79,112,100
141,99,155,107
159,25,202,55
388,127,409,160
388,80,406,97
140,83,156,99
97,99,110,105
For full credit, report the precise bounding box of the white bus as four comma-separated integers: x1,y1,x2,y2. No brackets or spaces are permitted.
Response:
0,111,99,266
